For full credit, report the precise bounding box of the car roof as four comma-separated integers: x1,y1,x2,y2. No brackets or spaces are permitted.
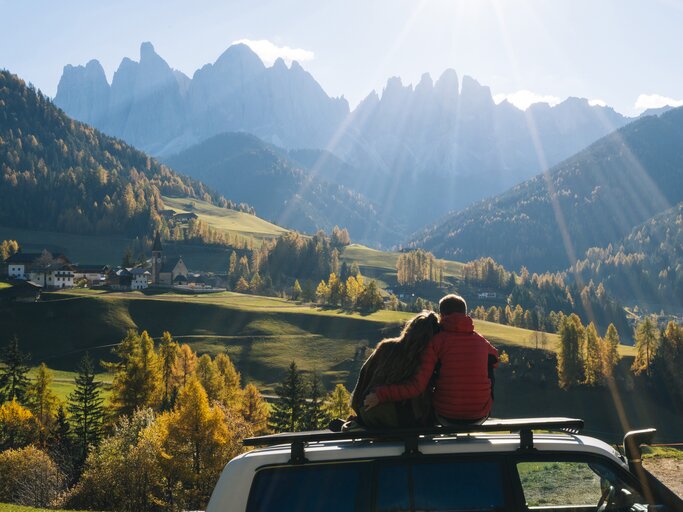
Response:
233,432,625,468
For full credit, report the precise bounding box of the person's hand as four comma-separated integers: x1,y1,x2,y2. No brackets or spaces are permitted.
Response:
364,392,380,410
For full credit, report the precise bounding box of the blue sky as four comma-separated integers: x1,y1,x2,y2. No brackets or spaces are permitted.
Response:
2,0,683,115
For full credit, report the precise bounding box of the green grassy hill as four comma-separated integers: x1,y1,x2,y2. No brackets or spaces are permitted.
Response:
161,195,287,241
7,289,672,442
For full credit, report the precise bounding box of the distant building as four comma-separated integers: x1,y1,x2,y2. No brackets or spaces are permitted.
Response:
173,212,198,223
106,267,150,291
72,264,109,287
151,232,188,287
478,292,497,299
29,264,74,289
6,252,42,279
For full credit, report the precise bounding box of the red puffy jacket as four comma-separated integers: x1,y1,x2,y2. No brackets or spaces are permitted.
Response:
374,313,498,420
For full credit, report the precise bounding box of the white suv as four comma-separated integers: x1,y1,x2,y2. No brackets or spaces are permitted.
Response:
206,417,683,512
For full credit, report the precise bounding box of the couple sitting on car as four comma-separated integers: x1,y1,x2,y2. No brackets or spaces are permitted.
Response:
351,294,499,428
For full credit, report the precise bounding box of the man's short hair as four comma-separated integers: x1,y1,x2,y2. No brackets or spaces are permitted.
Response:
439,294,467,316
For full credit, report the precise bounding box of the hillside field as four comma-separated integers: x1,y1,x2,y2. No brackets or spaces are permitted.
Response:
161,195,287,240
9,288,635,387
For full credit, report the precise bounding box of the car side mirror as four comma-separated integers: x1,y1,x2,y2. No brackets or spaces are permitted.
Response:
623,428,656,471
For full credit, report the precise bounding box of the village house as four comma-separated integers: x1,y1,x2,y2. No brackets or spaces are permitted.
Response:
72,264,109,287
29,264,75,289
6,252,42,279
106,267,150,291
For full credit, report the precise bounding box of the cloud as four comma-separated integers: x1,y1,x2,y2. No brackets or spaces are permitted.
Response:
588,98,607,107
634,93,683,112
492,90,562,110
231,39,314,66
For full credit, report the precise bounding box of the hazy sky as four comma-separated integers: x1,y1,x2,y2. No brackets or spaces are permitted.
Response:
3,0,683,115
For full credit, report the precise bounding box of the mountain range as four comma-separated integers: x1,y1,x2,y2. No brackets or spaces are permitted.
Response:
411,107,683,275
54,42,636,234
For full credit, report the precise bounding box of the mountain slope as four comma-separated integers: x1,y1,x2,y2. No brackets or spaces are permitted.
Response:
411,107,683,271
573,202,683,310
164,132,402,246
0,70,228,239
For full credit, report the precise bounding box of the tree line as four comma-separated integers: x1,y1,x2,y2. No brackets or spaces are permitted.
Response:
463,257,630,336
0,332,269,511
0,71,250,245
556,314,683,403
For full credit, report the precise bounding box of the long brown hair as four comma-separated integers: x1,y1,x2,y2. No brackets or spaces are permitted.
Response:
372,310,439,384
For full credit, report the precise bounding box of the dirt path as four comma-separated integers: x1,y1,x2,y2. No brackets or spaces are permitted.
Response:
644,458,683,498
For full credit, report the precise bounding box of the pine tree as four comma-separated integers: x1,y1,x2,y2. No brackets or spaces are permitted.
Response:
632,317,660,376
67,354,105,461
48,405,77,483
302,372,326,430
0,335,31,403
270,362,306,432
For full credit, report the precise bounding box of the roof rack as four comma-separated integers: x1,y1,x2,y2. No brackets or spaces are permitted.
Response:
244,417,584,464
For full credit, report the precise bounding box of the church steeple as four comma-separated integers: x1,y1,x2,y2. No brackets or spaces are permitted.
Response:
151,231,162,285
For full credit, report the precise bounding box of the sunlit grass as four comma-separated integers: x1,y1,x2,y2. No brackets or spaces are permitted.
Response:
0,505,97,512
162,195,287,240
0,282,12,290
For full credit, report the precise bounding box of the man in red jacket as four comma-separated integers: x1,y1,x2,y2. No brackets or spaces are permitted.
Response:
364,294,499,424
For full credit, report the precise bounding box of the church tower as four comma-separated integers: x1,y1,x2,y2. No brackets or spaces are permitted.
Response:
151,231,163,285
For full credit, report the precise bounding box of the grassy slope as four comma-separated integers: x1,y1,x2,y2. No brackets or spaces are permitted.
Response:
161,195,287,240
10,290,634,394
0,505,94,512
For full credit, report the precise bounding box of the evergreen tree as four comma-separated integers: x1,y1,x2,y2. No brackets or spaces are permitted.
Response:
632,317,660,376
557,314,584,388
67,354,105,461
302,373,326,430
48,405,77,483
270,362,306,432
0,336,31,403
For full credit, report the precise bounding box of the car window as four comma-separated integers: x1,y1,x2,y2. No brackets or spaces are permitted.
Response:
516,460,649,510
375,459,506,512
411,460,506,511
247,462,371,512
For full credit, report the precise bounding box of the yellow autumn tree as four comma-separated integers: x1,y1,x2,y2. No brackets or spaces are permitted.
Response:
0,400,40,449
214,353,242,409
323,384,351,420
173,343,198,390
241,383,269,435
159,377,251,510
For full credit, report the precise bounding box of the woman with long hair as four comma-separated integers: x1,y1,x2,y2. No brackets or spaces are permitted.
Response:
350,310,439,428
